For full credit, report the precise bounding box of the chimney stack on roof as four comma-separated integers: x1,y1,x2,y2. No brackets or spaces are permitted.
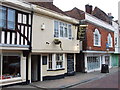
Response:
108,13,114,19
85,4,93,14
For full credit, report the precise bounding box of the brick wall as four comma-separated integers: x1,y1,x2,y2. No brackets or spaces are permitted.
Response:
83,22,115,51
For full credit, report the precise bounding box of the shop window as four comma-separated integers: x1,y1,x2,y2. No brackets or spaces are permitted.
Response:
2,56,20,80
87,56,100,70
56,54,63,69
48,54,52,69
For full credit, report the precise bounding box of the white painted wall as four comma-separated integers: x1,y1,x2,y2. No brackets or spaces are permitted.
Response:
112,21,120,53
32,13,80,53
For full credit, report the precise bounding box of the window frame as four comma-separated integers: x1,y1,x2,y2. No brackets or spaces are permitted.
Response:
56,54,63,69
0,53,21,80
0,6,16,31
87,56,100,71
54,20,72,39
48,54,53,70
93,29,101,46
47,54,65,70
107,33,112,47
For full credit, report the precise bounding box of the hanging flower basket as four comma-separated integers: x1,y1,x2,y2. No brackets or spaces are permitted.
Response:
53,39,61,44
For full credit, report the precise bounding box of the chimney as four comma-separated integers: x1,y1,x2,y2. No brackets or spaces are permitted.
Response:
108,13,114,19
85,4,92,14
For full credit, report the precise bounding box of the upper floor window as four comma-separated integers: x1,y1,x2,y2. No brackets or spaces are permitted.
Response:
107,33,112,47
0,6,15,30
54,21,72,39
93,29,101,46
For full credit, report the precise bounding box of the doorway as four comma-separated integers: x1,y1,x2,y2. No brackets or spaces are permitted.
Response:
67,54,74,75
31,55,41,82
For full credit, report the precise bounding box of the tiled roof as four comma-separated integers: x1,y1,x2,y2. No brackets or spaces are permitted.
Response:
65,7,85,20
30,2,67,15
91,7,111,24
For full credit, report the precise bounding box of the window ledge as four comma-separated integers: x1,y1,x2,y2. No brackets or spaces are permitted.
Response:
47,68,65,71
94,45,101,47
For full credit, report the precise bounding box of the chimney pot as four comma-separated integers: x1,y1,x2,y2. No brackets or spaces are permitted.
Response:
85,4,92,14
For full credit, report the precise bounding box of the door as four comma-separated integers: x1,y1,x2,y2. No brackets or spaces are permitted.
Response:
31,55,41,82
105,56,110,66
67,54,74,75
76,52,85,72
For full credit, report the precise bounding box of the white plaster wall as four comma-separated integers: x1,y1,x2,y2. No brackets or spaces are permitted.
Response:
32,13,80,53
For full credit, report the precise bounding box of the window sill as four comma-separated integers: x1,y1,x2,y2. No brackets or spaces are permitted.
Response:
47,68,65,71
94,45,101,47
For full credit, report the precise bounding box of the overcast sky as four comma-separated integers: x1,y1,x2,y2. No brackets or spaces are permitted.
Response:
54,0,119,20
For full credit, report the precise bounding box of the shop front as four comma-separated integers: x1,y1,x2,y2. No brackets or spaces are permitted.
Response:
0,51,27,86
84,53,112,72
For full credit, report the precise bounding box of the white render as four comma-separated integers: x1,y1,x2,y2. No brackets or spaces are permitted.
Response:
112,21,120,53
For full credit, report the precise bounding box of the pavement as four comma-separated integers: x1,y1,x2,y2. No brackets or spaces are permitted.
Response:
4,67,119,89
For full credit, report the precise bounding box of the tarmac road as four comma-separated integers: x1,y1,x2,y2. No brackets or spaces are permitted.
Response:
70,70,119,89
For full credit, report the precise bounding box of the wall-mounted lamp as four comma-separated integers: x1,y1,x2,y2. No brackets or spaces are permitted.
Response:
41,23,45,30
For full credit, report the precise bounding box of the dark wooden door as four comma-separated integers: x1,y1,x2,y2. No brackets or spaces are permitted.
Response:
67,54,74,75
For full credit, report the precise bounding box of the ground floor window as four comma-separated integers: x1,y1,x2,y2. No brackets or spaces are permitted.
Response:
48,54,52,70
87,56,100,71
56,54,63,69
0,54,21,80
47,54,64,70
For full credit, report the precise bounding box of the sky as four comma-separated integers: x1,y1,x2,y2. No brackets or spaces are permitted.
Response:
54,0,119,20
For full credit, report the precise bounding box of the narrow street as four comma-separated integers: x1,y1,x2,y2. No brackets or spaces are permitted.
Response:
68,70,119,89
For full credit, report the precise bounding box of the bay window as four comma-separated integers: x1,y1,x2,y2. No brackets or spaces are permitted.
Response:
48,54,64,70
56,54,63,69
48,54,52,70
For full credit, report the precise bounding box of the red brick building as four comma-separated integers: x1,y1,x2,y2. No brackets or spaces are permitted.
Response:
65,5,115,72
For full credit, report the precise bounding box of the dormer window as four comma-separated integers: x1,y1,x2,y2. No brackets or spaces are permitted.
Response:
93,29,101,46
107,33,112,47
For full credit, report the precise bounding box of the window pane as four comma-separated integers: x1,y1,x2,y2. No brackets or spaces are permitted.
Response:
2,56,20,80
0,6,6,28
60,22,64,37
48,54,52,69
64,24,68,37
68,25,72,39
7,9,15,30
54,21,59,37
